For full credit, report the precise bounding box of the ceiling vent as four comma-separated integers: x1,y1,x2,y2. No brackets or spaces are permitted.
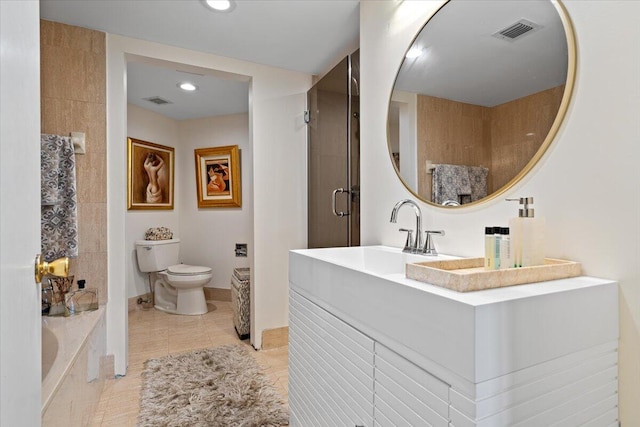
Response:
493,19,542,42
144,96,173,105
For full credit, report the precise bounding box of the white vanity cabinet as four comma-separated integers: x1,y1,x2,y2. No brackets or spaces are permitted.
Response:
289,247,619,427
374,343,449,427
289,290,375,427
290,289,450,427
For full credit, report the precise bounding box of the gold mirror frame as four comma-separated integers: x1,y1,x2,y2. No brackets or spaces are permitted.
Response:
387,0,577,208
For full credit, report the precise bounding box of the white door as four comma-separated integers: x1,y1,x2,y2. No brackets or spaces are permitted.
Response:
0,1,43,425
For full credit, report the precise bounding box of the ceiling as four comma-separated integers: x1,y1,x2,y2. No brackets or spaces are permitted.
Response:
40,0,360,120
39,1,567,117
126,60,251,121
394,0,568,107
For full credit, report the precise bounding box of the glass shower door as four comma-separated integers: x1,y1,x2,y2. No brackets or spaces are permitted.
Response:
307,51,360,248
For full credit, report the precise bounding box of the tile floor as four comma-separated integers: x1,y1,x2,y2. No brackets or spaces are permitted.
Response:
90,301,289,426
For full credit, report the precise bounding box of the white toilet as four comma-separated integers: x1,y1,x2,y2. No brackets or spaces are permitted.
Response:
135,238,211,315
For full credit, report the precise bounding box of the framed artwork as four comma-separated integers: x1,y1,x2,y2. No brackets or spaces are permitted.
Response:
194,145,241,208
127,137,175,210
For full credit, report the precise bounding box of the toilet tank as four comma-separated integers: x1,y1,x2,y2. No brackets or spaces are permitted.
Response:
135,238,180,272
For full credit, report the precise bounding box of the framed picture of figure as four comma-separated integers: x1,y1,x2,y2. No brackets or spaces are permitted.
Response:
127,137,175,210
194,145,241,208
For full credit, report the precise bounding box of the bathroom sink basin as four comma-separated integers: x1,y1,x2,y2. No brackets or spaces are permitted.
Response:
295,245,455,276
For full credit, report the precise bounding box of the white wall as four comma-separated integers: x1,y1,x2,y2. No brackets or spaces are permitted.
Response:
126,104,181,298
178,113,252,290
252,85,309,349
108,35,311,363
360,1,640,424
391,90,418,189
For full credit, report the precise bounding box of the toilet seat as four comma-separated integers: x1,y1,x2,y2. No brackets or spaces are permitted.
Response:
167,264,212,276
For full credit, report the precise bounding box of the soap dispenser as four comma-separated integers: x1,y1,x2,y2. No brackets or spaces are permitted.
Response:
506,197,545,267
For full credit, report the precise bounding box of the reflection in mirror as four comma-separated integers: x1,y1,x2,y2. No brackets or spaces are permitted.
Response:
389,0,574,207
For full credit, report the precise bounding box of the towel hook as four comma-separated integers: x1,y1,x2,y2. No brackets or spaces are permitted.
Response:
70,132,86,154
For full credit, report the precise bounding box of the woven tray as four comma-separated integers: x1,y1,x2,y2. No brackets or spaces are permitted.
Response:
406,258,581,292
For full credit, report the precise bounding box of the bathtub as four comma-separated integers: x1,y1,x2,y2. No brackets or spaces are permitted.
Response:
41,307,107,426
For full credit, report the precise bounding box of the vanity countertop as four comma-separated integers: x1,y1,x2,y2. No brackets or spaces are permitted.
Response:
289,246,618,393
290,246,610,306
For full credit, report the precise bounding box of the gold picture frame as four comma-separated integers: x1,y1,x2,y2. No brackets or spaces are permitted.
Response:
127,137,175,210
194,145,241,208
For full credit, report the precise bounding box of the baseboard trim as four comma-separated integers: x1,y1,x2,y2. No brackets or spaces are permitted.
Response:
204,287,231,302
128,287,231,312
262,326,289,350
101,354,115,379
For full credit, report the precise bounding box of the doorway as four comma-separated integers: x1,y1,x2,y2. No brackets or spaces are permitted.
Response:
125,56,252,307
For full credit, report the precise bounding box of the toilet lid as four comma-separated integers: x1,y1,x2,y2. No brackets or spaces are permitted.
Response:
167,264,212,275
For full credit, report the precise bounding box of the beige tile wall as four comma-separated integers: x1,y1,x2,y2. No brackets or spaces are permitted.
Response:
417,85,564,201
490,85,564,190
40,20,108,302
417,95,491,200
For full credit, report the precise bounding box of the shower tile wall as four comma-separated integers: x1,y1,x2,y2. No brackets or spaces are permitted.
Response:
40,20,108,302
416,85,563,200
417,94,491,201
490,85,564,189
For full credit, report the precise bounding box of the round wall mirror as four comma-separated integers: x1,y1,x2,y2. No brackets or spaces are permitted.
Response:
388,0,576,207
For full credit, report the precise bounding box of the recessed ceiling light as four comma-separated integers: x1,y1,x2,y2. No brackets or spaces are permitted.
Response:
405,47,424,59
178,82,198,91
203,0,235,12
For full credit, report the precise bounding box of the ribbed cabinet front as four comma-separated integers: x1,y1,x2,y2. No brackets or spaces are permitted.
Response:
289,289,374,427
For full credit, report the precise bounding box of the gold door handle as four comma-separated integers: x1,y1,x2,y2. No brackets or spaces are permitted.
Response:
34,254,69,283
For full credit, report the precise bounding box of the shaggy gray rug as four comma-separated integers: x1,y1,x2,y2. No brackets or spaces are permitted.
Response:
137,345,289,426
